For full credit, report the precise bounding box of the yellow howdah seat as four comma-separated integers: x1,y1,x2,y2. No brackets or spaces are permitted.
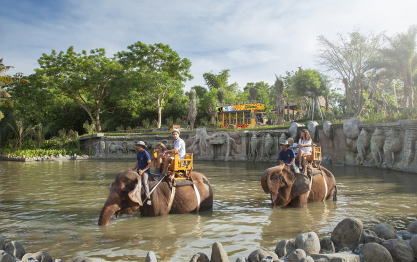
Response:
170,153,193,178
305,145,322,162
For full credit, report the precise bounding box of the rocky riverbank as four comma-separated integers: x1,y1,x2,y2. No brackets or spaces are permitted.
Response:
0,154,89,162
1,217,417,261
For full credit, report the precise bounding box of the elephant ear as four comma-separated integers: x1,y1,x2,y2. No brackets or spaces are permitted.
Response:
261,165,285,193
291,173,311,198
128,174,143,206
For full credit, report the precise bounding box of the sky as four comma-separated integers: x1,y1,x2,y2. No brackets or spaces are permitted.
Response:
1,0,417,89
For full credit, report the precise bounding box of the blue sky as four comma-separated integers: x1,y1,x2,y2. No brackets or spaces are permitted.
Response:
1,0,417,89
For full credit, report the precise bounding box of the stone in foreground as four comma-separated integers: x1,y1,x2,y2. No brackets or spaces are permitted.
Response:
331,218,363,251
382,239,414,262
361,242,393,262
275,239,295,258
311,252,360,262
295,232,320,255
211,242,229,262
189,252,209,262
248,248,278,262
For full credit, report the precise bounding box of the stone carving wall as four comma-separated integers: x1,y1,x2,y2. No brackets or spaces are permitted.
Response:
79,119,417,173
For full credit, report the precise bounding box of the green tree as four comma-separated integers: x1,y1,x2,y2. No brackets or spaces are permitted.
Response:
117,42,192,128
318,32,381,116
36,47,123,132
0,58,13,121
290,68,329,121
373,25,417,108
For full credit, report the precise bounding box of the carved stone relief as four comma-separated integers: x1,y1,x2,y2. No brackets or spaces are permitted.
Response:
370,128,385,167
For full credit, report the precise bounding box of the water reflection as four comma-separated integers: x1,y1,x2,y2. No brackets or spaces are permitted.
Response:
0,161,416,261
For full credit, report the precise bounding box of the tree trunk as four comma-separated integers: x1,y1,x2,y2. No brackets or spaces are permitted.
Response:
94,113,102,132
157,97,162,129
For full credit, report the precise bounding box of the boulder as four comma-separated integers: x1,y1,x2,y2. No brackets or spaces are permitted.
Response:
289,122,304,138
0,250,15,262
189,252,209,262
3,241,25,259
300,256,314,262
311,252,360,262
397,230,413,240
360,229,384,244
382,239,414,262
287,249,306,262
295,232,320,255
407,221,417,234
343,118,360,139
235,257,247,262
319,236,335,254
211,242,229,262
409,235,417,259
71,257,93,262
275,239,295,258
323,121,333,138
307,121,319,141
331,218,363,251
0,236,7,250
374,223,397,240
361,242,393,262
22,251,53,262
145,251,157,262
247,248,278,262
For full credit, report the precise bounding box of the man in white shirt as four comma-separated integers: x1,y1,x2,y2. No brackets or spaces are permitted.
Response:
162,129,186,175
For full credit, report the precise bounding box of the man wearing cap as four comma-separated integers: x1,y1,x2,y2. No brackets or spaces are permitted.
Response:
162,128,186,175
133,141,151,199
277,139,300,173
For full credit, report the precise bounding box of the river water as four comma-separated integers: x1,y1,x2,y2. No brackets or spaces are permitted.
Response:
0,160,416,261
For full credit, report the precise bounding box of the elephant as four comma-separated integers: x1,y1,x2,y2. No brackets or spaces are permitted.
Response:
98,170,214,226
260,165,337,208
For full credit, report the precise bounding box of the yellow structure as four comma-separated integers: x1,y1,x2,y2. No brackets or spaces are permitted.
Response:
217,103,266,129
306,145,322,163
170,153,193,178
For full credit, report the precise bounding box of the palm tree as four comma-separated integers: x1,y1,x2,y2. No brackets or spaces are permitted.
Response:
376,26,417,108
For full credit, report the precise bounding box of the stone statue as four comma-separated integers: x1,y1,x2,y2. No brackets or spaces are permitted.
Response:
187,89,198,130
189,128,212,157
345,138,357,153
209,131,238,161
107,142,125,154
383,128,402,167
307,121,319,141
288,122,303,138
356,128,370,165
343,118,360,139
279,133,287,144
263,133,275,159
248,132,261,160
370,128,385,166
323,121,333,139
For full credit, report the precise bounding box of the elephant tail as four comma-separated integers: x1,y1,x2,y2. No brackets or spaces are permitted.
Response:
333,185,337,201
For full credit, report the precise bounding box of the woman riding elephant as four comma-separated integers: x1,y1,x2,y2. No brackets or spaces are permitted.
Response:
260,164,337,208
98,170,213,226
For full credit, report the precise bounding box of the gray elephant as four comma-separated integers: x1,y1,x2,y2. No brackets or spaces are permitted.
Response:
383,129,402,167
263,133,275,159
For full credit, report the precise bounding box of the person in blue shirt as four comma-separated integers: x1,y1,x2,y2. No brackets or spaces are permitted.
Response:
133,141,151,199
277,140,300,173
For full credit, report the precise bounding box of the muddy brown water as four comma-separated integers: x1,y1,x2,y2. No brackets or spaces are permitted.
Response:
0,160,416,261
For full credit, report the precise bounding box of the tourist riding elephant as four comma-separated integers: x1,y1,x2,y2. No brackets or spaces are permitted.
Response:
98,170,213,226
261,165,337,208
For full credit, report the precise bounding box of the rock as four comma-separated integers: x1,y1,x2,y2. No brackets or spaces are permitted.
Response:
360,229,384,244
189,252,209,262
343,118,360,139
319,236,335,254
275,239,295,258
247,248,278,262
374,223,397,240
235,257,247,262
409,235,417,259
382,239,414,262
361,242,393,262
311,252,360,262
295,232,320,255
71,257,93,262
0,236,7,250
22,251,53,262
307,121,319,140
407,221,417,234
211,242,229,262
300,256,314,262
287,249,306,262
289,122,304,138
323,121,333,138
0,250,16,262
397,230,413,240
3,241,25,259
331,218,363,251
145,251,157,262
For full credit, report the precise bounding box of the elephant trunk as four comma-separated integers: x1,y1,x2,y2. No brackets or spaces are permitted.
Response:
261,170,271,193
98,192,122,226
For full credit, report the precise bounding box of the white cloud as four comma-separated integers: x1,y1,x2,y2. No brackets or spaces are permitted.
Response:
1,0,417,89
